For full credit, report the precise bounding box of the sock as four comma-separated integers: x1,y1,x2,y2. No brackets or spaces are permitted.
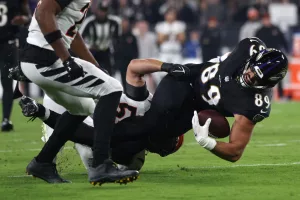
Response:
92,91,122,167
35,111,86,163
42,110,61,129
36,104,47,118
1,76,13,120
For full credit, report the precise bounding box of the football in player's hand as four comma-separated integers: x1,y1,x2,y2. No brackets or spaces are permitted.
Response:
197,110,230,138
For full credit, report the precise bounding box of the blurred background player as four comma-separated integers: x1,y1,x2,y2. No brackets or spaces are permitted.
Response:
114,17,138,91
0,0,31,132
200,16,221,62
153,7,186,85
239,7,261,41
80,0,121,75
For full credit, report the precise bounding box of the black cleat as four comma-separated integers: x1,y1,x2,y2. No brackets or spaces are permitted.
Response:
1,119,13,132
88,159,139,186
19,96,39,119
26,158,71,184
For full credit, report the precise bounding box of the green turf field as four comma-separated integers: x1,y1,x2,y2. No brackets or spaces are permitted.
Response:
1,101,300,200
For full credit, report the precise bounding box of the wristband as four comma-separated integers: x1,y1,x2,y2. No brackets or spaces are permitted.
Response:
125,82,149,101
161,63,173,72
44,30,62,44
198,137,217,151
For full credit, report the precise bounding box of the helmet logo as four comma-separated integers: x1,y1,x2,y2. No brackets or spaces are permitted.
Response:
254,66,264,78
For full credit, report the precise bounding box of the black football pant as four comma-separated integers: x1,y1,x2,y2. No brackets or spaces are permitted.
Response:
41,110,146,164
112,75,195,141
0,41,18,121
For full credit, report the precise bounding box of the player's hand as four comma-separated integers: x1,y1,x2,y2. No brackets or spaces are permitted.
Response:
63,57,85,80
161,63,190,79
11,15,29,25
192,111,216,150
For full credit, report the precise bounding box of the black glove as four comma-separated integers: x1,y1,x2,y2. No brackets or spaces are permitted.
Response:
161,63,190,79
63,57,85,80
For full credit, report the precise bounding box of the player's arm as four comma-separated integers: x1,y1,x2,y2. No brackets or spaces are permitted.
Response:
210,115,254,162
70,33,100,68
11,0,32,25
35,0,71,61
192,112,254,162
126,58,208,87
126,59,163,87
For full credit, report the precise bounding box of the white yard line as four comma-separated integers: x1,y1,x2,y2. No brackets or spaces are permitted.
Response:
192,162,300,169
0,146,73,153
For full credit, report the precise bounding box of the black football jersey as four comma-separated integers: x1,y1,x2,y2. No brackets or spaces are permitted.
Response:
0,0,23,41
193,37,272,123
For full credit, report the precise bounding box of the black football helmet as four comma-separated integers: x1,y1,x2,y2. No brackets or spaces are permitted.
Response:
239,48,288,89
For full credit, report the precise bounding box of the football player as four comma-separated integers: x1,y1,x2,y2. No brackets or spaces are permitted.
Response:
0,0,31,131
18,0,138,185
19,93,184,172
110,37,288,162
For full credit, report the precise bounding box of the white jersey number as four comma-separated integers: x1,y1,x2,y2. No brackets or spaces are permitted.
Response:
0,4,8,27
254,94,270,108
201,64,221,106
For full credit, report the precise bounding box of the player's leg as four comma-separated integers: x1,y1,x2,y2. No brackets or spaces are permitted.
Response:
19,96,146,171
0,43,17,132
42,94,66,142
68,59,139,184
21,58,138,184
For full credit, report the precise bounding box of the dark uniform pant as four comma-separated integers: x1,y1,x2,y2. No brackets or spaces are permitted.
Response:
0,41,18,121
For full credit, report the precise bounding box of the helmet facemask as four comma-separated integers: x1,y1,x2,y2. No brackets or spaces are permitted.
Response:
239,48,288,90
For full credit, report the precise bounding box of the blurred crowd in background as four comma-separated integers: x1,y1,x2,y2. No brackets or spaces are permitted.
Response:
4,0,300,98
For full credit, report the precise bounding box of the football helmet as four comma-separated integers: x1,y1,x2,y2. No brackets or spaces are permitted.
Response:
239,48,288,89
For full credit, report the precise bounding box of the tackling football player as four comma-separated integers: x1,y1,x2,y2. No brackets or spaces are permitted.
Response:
18,0,138,185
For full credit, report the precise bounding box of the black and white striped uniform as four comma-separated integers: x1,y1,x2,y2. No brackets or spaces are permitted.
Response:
80,15,121,51
19,0,123,115
79,14,121,74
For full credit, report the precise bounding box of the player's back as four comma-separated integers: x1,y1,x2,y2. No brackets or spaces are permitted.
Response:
27,0,91,50
0,0,22,42
194,37,273,123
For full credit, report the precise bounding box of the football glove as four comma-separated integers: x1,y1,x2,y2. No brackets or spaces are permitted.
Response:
161,63,191,79
192,111,217,150
63,57,85,80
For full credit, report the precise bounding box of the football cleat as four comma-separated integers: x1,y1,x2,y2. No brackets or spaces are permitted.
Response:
19,96,39,120
1,119,13,132
26,158,71,184
88,159,139,186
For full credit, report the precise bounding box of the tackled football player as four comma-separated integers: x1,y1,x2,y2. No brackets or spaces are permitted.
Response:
111,37,288,162
19,0,138,184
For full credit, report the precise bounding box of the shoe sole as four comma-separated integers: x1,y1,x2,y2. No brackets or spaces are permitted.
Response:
90,175,139,186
